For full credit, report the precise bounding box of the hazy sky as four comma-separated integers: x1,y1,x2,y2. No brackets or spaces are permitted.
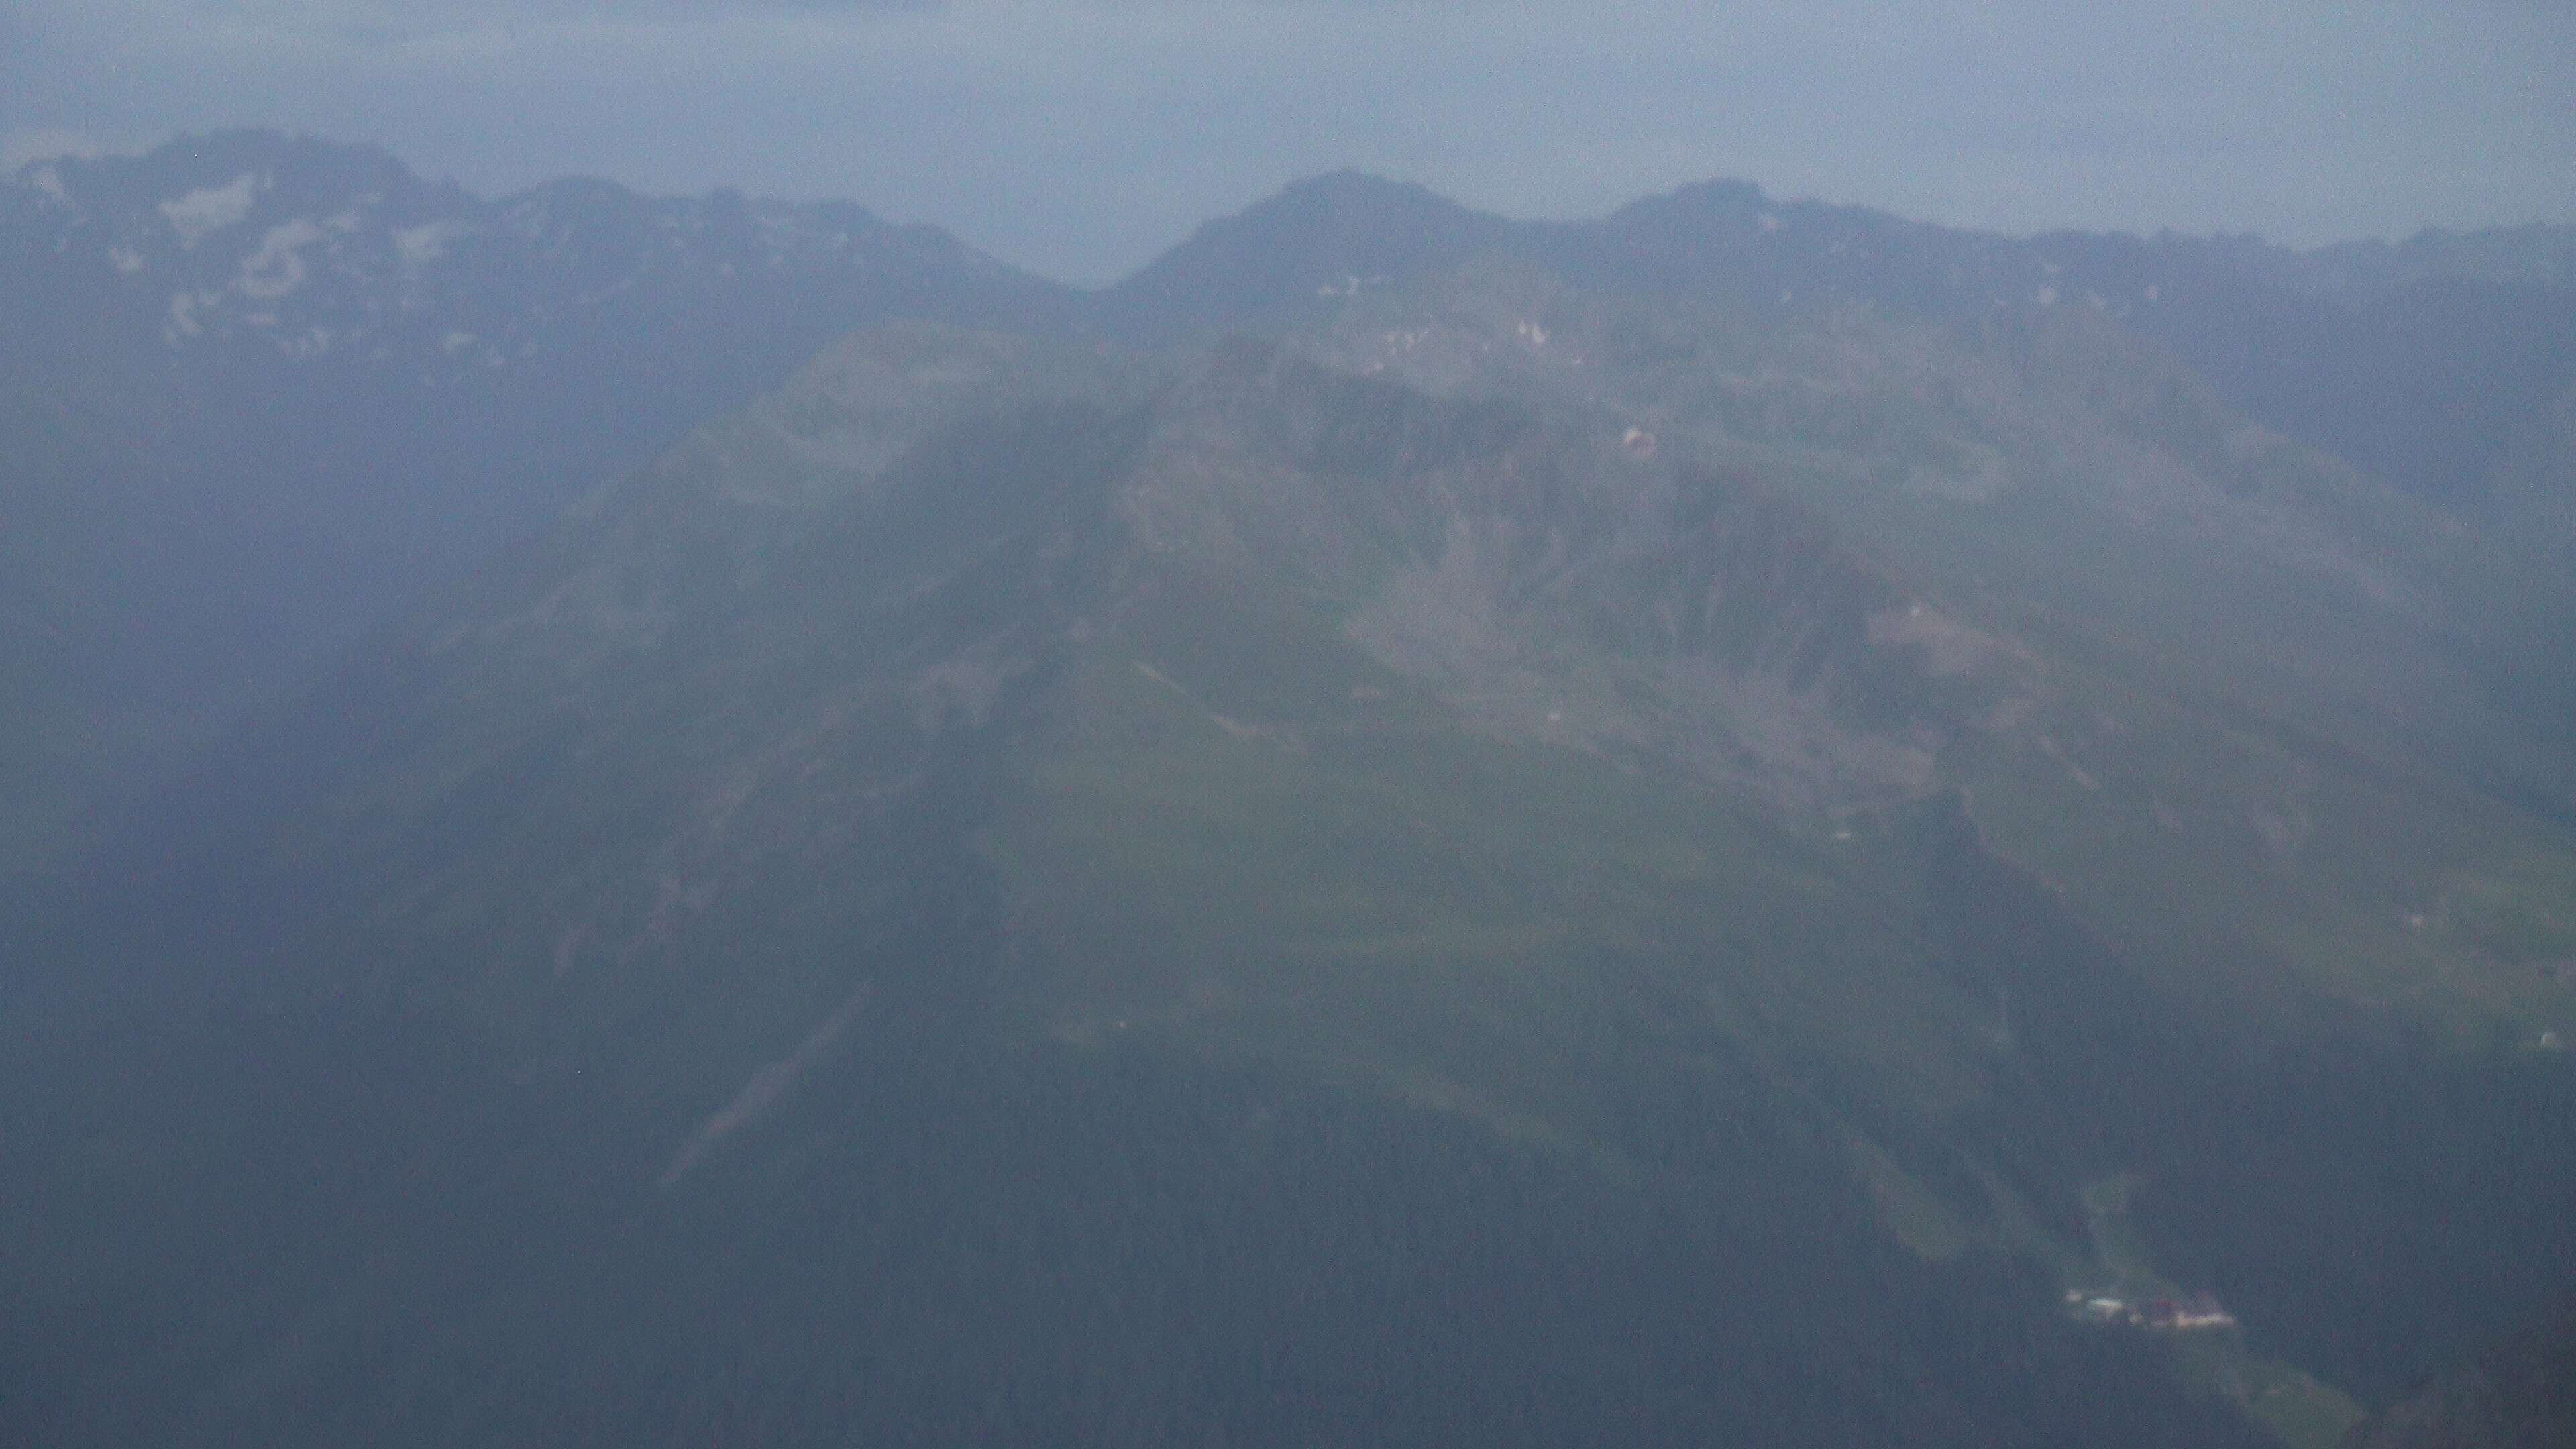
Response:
5,0,2571,283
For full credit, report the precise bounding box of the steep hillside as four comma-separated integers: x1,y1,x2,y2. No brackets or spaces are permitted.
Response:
2341,1294,2576,1449
11,268,2574,1446
2491,372,2576,574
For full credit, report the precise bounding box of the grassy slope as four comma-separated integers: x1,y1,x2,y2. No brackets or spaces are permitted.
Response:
9,309,2575,1444
1284,276,2576,1430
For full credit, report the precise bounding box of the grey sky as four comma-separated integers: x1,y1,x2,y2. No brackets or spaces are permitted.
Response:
5,0,2571,284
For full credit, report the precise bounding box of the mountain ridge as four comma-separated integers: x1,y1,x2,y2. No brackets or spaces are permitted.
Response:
6,133,2574,1445
0,130,1085,870
1095,166,2576,555
14,281,2574,1444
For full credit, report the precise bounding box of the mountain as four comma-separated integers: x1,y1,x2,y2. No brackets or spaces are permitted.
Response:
10,237,2575,1446
0,131,1077,869
2306,225,2576,295
11,140,2567,881
1097,171,1524,339
1102,178,2576,561
2341,1293,2576,1448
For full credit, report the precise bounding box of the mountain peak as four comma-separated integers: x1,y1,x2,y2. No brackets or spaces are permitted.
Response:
1260,168,1476,217
114,128,426,203
1097,172,1520,341
1651,176,1774,217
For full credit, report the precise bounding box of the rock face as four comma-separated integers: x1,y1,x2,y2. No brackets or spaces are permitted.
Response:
2342,1295,2576,1449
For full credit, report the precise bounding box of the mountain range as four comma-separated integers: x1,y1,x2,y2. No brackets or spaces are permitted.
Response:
4,131,2574,1447
9,133,2573,873
0,131,1074,868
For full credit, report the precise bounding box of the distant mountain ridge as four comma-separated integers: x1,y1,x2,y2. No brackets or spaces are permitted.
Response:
1103,173,2576,551
0,130,1080,868
3,129,1067,379
1102,170,2576,336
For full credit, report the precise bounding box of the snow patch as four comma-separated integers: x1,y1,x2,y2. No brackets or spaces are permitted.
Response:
394,220,468,268
1316,273,1388,299
235,218,323,299
108,244,144,274
753,208,808,267
27,165,74,211
160,173,261,246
